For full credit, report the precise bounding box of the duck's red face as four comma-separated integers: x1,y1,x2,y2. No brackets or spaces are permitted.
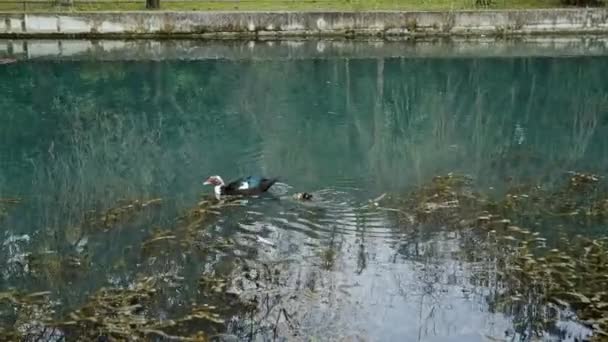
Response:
203,176,223,186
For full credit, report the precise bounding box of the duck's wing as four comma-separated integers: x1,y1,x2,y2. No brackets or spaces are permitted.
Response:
225,176,277,194
224,177,246,192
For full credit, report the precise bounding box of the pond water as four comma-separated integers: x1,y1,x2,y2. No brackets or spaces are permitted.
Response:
1,41,608,341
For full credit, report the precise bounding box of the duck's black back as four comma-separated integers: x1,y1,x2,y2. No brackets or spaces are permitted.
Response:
222,177,277,196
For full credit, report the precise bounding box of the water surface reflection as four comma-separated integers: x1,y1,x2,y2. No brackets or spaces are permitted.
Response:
1,50,607,340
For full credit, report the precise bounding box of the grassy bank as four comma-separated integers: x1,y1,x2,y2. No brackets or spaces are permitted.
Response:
0,0,569,12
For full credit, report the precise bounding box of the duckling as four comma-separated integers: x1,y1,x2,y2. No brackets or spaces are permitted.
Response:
293,192,313,201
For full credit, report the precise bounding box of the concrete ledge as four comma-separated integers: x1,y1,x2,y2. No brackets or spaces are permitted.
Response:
0,10,608,38
1,37,608,61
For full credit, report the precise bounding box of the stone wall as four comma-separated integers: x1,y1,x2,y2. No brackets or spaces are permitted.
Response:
0,10,608,38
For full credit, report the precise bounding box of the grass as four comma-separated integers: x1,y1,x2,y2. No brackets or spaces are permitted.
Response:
0,0,571,12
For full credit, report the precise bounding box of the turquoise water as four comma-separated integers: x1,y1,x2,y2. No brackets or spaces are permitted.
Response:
1,50,608,340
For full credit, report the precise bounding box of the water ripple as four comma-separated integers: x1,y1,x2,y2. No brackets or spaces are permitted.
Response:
226,188,401,246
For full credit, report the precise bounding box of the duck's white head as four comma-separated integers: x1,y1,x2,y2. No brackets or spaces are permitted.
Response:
203,175,224,186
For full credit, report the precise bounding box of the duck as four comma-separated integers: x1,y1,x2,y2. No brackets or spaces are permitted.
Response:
203,175,277,199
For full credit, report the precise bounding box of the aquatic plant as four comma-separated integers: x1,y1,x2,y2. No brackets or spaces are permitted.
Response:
40,274,221,341
83,198,162,232
0,197,21,223
381,172,608,340
4,168,608,340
